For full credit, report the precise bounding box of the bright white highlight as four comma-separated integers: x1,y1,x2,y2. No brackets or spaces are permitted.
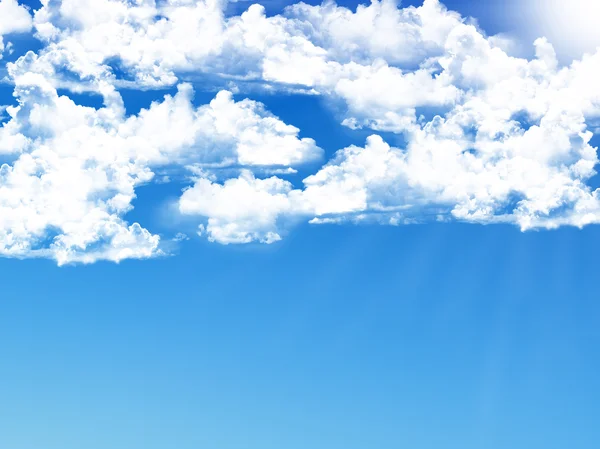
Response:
526,0,600,58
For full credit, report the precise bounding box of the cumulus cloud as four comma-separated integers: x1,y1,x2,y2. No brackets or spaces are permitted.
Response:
174,13,600,241
20,0,468,128
180,170,297,244
0,0,599,262
284,0,462,65
28,0,461,84
117,85,322,167
0,59,322,263
0,0,32,35
0,0,32,56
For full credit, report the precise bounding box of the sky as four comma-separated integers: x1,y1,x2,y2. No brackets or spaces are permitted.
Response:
1,1,600,449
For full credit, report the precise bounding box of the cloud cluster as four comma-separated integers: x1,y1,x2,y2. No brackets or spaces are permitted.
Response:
1,0,600,263
0,73,321,263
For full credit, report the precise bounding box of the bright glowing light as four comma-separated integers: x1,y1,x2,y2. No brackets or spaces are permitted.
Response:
525,0,600,60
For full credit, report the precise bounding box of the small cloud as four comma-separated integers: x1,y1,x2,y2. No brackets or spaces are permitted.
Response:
260,167,298,176
173,232,189,242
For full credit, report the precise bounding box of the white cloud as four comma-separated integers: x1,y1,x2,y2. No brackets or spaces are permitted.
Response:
285,0,462,66
1,0,600,260
21,0,469,130
0,0,32,56
0,66,321,263
0,77,159,264
0,0,32,36
179,169,296,244
117,84,322,167
178,108,599,242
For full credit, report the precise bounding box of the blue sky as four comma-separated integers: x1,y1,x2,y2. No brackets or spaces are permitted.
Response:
1,0,600,448
3,224,600,449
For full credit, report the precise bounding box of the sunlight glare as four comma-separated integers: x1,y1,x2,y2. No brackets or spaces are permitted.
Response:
526,0,600,59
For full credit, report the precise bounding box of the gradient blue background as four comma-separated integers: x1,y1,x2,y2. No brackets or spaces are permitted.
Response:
1,1,599,449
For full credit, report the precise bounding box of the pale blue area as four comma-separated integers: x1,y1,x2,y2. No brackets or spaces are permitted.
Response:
2,224,600,449
1,1,600,449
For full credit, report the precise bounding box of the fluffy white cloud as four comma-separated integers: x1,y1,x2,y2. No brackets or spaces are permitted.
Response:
0,0,32,55
29,0,463,83
0,75,159,264
285,0,462,65
117,85,322,167
176,27,600,238
1,0,600,261
179,113,599,241
179,170,297,244
0,61,321,263
19,0,472,129
0,0,31,35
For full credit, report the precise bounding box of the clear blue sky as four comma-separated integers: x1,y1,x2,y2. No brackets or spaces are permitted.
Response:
2,223,600,449
1,1,600,449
